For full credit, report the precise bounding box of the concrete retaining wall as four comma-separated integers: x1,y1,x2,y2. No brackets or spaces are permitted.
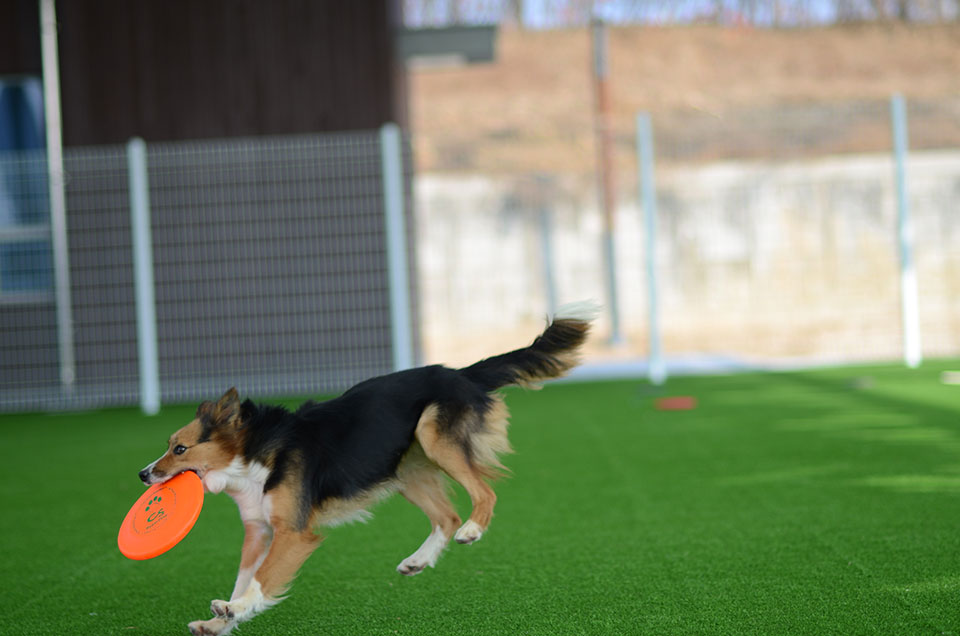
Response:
416,150,960,367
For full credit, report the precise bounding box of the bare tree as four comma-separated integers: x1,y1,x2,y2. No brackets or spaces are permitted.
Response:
871,0,889,19
896,0,911,19
402,0,959,28
505,0,525,27
713,0,725,23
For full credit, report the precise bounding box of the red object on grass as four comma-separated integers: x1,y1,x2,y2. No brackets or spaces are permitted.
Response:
655,396,698,411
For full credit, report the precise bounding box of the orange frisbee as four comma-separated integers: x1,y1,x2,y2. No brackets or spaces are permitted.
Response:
118,470,204,560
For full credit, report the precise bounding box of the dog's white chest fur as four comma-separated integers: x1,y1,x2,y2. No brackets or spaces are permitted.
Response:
204,458,273,522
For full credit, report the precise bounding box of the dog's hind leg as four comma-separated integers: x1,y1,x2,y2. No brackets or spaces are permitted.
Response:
415,406,497,545
396,461,462,575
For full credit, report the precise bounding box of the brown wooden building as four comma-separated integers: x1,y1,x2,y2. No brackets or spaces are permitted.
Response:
1,0,407,145
0,0,417,410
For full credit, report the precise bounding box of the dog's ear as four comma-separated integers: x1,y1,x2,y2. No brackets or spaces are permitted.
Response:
213,387,241,426
196,400,215,420
239,398,256,428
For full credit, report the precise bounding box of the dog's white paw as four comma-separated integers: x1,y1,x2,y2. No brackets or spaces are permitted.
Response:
188,617,233,636
210,599,232,619
397,526,449,575
397,552,438,576
397,559,427,576
454,520,484,544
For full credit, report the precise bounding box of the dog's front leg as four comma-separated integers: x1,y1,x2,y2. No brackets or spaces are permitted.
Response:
230,519,273,600
186,519,270,636
187,514,271,635
208,524,322,627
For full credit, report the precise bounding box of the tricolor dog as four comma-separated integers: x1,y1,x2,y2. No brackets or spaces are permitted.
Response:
138,302,596,635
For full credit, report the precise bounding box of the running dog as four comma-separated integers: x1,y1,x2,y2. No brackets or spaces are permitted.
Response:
137,302,597,635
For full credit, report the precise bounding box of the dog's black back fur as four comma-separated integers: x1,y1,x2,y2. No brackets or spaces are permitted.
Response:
235,313,589,526
238,366,489,513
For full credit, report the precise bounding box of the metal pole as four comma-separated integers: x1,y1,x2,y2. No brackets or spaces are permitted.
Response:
380,123,414,372
538,206,558,318
637,113,666,385
591,18,622,344
891,94,921,369
39,0,75,390
128,138,161,415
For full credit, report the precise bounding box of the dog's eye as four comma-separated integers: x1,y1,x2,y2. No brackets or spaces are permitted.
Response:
173,445,187,455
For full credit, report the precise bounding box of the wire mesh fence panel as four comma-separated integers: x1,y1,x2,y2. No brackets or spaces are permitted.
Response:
904,98,960,359
3,101,957,411
0,150,58,404
146,133,394,403
648,158,902,364
1,145,143,411
0,130,402,412
909,153,960,358
415,171,612,368
634,97,960,367
65,145,140,405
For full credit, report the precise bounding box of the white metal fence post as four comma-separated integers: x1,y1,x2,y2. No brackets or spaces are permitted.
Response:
127,138,161,414
637,112,666,385
891,94,922,369
380,123,414,372
40,0,76,391
538,206,558,318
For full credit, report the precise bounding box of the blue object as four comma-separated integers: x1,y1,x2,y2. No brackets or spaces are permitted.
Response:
0,77,52,294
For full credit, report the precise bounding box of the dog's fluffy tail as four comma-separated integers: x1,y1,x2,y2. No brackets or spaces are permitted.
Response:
460,300,600,391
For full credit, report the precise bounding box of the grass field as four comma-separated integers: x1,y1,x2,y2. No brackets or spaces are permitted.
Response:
2,361,960,635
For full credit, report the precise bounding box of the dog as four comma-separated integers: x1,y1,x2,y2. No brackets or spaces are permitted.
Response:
138,302,597,636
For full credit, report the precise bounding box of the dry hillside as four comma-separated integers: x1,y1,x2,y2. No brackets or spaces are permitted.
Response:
409,24,960,175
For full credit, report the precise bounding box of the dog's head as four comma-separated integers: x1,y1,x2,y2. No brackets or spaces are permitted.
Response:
138,387,245,486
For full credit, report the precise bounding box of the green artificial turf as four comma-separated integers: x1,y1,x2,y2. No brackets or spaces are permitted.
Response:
2,361,960,635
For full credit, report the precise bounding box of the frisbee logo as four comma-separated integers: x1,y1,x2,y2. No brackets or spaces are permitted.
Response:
145,496,166,523
133,487,176,534
145,495,162,512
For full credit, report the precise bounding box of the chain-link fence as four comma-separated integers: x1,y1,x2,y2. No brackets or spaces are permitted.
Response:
0,128,414,412
3,97,958,412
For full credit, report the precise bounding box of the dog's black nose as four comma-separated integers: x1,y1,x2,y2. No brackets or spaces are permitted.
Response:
138,469,151,483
